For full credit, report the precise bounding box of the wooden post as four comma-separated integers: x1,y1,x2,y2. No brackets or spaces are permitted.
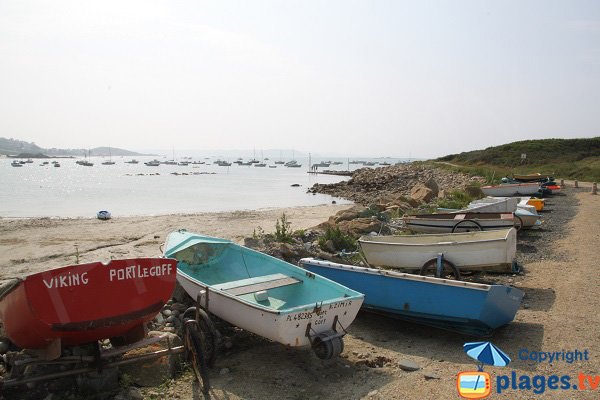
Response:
560,179,565,187
593,183,598,195
575,180,579,188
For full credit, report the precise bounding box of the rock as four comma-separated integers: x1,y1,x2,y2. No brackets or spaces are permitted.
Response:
335,210,360,223
424,177,439,196
368,390,379,397
410,183,435,203
423,371,441,380
338,218,382,235
397,359,421,371
161,308,172,317
291,183,301,187
323,239,337,253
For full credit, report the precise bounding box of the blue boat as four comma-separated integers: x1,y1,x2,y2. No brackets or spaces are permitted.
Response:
164,230,364,359
299,258,523,336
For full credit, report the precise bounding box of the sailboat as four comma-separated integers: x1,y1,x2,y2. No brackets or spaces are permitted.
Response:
285,150,302,167
101,147,116,165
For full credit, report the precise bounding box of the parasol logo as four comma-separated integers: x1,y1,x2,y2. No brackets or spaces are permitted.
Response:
458,341,511,399
457,371,491,399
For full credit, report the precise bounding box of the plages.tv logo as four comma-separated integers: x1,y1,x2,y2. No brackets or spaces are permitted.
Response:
457,341,511,399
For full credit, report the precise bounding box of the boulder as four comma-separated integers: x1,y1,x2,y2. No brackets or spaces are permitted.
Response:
424,178,439,196
410,183,435,203
338,218,382,236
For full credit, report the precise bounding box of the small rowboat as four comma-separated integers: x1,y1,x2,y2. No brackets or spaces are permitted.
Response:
0,258,177,358
511,173,553,182
299,258,523,336
481,182,541,197
358,228,518,274
403,212,516,234
164,230,364,359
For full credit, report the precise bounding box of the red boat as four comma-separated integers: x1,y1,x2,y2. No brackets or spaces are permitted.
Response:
0,258,177,358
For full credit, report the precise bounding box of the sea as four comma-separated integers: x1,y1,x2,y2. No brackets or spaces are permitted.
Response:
1,156,408,218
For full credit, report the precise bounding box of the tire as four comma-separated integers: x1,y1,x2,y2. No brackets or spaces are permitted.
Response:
312,331,335,360
182,307,218,368
184,321,210,394
420,258,461,280
513,215,524,231
451,219,483,233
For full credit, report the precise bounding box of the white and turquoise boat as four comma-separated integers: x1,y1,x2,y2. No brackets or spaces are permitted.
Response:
164,230,364,359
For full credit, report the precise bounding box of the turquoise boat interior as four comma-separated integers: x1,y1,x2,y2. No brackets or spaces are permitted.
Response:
165,231,361,312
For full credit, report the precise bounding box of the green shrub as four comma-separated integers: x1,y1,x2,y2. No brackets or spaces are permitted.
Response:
274,213,294,243
318,227,357,252
437,189,476,210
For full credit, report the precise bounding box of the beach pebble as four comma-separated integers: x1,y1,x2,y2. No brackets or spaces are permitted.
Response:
162,309,172,317
367,390,378,397
397,359,421,371
423,371,441,380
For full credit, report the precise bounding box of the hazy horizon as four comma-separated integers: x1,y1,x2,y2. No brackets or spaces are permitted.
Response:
1,1,599,158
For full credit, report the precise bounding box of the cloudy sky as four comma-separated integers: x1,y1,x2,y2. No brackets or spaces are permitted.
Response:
1,1,599,158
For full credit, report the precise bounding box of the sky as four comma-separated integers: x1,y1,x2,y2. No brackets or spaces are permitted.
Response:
1,1,599,158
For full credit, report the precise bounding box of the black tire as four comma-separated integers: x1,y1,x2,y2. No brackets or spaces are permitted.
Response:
420,258,461,280
513,215,524,231
451,219,483,233
184,321,210,395
182,307,218,368
312,332,335,360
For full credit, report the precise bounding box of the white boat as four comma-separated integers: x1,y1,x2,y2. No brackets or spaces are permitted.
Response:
464,198,541,228
403,212,517,233
358,228,518,274
480,182,541,197
164,230,364,359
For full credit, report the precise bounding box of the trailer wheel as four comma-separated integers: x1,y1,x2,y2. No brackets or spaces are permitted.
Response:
184,320,210,395
451,219,483,233
183,307,218,368
312,331,335,360
513,215,524,231
420,258,461,280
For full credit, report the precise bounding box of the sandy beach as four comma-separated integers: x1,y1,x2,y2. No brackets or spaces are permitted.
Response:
0,204,352,282
1,190,599,399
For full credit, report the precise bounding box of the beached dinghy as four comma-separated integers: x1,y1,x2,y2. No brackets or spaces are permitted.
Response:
480,182,541,197
403,212,516,234
358,228,518,274
164,230,364,359
299,258,523,336
0,258,177,358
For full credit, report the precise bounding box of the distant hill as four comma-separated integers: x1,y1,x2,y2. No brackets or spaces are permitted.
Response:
0,137,148,157
435,137,600,182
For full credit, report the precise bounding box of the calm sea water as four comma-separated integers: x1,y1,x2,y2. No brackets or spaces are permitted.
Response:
0,156,405,218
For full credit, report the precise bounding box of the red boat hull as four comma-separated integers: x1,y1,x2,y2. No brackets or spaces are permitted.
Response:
0,258,176,351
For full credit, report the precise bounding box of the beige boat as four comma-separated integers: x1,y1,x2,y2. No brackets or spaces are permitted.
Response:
358,228,518,273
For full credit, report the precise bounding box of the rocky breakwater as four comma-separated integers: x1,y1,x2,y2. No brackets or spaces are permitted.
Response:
308,163,484,207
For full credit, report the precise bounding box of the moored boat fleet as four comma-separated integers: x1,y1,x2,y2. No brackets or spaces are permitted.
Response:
0,171,562,392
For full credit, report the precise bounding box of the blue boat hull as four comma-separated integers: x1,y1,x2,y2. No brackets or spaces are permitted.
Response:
299,258,523,336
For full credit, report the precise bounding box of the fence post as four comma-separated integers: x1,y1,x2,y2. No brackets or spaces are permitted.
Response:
593,183,598,195
560,179,565,187
575,180,579,188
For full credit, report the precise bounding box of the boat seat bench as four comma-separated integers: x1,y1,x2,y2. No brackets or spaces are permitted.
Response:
212,273,302,296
